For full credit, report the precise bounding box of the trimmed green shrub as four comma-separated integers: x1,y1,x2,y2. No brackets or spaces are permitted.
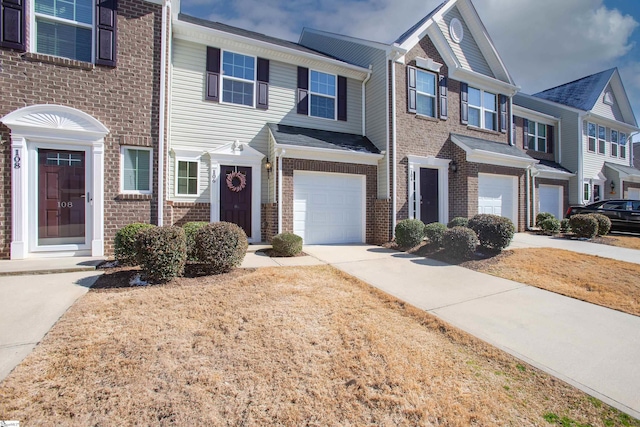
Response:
183,221,209,262
539,217,561,234
395,219,425,248
536,212,555,228
136,226,186,283
442,227,479,260
195,222,248,273
272,232,303,257
468,214,515,251
560,218,571,233
589,213,611,236
447,217,469,228
424,222,447,247
114,223,155,266
569,214,598,239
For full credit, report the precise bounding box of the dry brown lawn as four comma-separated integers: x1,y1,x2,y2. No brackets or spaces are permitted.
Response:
463,248,640,317
1,266,637,426
600,234,640,250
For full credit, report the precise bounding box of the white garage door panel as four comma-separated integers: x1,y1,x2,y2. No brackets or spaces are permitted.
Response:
628,188,640,199
539,185,563,220
294,172,365,244
478,174,517,229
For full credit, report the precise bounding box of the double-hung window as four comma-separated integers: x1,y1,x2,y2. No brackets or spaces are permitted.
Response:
620,133,627,159
309,70,336,119
468,87,497,131
416,70,436,117
34,0,93,62
527,121,547,152
121,147,152,194
598,125,606,154
222,51,255,107
611,130,619,157
587,122,596,152
176,160,198,196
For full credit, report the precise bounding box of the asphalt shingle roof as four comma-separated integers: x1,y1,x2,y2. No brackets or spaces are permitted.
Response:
267,124,380,154
394,0,448,44
450,133,534,160
535,160,573,175
604,162,640,177
532,68,616,111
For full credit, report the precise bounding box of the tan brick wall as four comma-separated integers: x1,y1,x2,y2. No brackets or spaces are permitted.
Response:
281,158,378,244
261,203,277,242
168,202,210,226
0,0,163,258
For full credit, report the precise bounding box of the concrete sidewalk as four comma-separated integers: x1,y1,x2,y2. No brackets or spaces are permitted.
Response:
304,244,640,418
511,233,640,264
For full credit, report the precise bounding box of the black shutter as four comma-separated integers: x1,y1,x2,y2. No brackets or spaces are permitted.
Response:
205,47,221,102
0,0,26,51
523,119,529,149
297,67,309,115
256,57,269,110
499,95,507,133
407,66,417,113
337,75,347,121
460,82,468,124
547,125,554,154
439,75,448,120
95,0,117,66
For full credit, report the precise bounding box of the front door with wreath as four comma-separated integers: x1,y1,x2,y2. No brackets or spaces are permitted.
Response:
220,165,252,238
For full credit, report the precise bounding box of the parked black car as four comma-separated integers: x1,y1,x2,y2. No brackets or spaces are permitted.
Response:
566,199,640,231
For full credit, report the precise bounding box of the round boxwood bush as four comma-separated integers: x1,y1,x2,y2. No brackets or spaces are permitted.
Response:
395,219,425,248
114,223,155,266
136,226,186,283
424,222,447,247
447,217,469,228
182,221,209,262
536,212,555,228
539,217,561,234
569,214,599,239
442,226,479,260
195,222,248,273
560,218,571,233
271,232,303,257
589,213,611,236
468,214,515,251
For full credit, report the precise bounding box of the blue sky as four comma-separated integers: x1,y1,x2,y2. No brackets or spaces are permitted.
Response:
180,0,640,141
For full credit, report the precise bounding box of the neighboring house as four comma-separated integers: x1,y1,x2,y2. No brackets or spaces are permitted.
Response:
635,142,640,171
166,13,384,244
301,0,536,235
515,68,640,214
0,0,168,259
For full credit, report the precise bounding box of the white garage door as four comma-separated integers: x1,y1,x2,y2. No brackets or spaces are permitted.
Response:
478,174,518,229
539,184,563,220
628,188,640,199
293,171,365,244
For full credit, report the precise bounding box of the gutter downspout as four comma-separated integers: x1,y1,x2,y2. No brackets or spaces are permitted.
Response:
557,120,562,164
531,168,539,227
385,57,391,201
361,66,372,136
277,148,285,234
157,0,170,226
391,52,401,238
628,131,639,168
525,165,531,228
577,115,584,204
509,96,514,146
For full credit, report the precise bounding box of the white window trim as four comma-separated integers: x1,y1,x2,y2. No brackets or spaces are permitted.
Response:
620,132,628,159
610,129,619,158
120,146,153,195
220,49,257,109
587,122,597,153
31,0,96,63
468,86,497,131
527,120,547,152
583,181,591,204
597,125,606,155
309,69,337,121
416,69,437,118
175,158,200,197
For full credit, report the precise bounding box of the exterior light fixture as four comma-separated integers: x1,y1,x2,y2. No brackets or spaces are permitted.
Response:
449,161,458,173
610,181,615,194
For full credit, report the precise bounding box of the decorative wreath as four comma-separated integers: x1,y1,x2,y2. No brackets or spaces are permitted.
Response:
226,171,247,192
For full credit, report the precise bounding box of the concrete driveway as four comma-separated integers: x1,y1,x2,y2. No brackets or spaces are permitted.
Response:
303,244,640,419
0,271,101,381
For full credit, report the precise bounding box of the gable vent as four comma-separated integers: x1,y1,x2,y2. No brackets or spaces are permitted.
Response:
449,17,464,43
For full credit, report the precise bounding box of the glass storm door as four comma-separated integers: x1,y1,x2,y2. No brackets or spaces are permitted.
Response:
38,149,86,246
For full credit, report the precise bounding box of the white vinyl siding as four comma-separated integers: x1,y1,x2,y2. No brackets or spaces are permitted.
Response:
592,84,625,122
438,6,494,78
170,39,363,202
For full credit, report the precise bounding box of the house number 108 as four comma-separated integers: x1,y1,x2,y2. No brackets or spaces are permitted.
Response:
58,201,73,208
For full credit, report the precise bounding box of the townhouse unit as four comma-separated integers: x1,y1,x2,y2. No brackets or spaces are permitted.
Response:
515,68,640,220
0,0,168,259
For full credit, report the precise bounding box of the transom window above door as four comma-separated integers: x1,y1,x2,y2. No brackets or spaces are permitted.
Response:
309,70,336,119
222,51,256,107
35,0,93,62
416,70,436,118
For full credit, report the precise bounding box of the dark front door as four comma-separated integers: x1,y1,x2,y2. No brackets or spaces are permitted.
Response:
38,149,86,246
420,168,439,224
220,165,252,238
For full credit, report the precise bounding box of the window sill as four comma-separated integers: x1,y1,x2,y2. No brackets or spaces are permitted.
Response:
466,125,503,136
414,114,439,122
21,52,94,70
116,193,153,201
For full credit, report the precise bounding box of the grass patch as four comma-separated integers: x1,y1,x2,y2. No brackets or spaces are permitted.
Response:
599,234,640,250
1,266,637,425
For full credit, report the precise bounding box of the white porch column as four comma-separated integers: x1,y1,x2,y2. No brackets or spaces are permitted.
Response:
91,140,105,256
10,136,28,259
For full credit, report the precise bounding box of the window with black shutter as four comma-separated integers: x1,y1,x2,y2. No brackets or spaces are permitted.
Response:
256,57,269,110
205,47,221,102
96,0,117,66
297,66,309,115
0,0,26,51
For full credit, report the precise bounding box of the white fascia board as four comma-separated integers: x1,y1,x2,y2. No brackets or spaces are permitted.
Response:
396,24,460,69
453,67,518,96
300,28,394,54
275,143,383,166
535,169,574,180
515,93,584,114
395,0,456,52
454,140,538,168
173,20,370,80
608,72,638,127
512,105,560,125
583,112,640,134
